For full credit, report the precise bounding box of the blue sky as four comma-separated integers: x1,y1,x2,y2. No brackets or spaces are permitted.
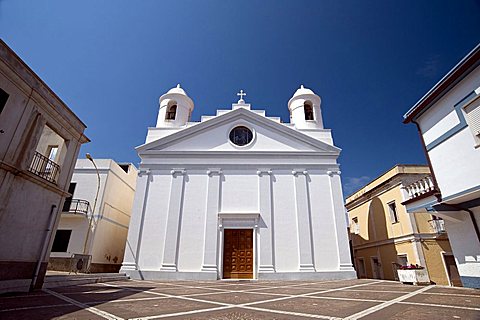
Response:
1,1,479,195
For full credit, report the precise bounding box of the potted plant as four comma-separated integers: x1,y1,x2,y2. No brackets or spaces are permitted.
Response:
396,264,430,285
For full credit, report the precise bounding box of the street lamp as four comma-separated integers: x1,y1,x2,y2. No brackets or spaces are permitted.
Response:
83,153,100,255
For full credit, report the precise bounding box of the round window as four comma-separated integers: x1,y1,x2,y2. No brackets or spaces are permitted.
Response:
229,126,253,146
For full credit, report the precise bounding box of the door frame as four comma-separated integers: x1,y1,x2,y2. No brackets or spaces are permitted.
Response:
441,251,459,287
218,213,259,280
370,256,383,279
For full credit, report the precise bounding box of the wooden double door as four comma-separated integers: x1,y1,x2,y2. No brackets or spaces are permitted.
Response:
223,229,253,279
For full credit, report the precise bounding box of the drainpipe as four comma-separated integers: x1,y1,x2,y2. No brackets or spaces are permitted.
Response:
412,120,442,201
31,204,57,291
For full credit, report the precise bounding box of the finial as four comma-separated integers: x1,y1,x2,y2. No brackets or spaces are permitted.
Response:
237,89,246,103
176,84,181,88
300,84,304,89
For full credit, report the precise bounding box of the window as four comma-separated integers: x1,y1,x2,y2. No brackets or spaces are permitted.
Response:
304,101,314,120
351,217,359,234
388,201,399,223
51,230,72,252
229,126,253,146
47,145,59,161
165,102,177,120
63,183,77,212
463,97,480,147
0,87,8,115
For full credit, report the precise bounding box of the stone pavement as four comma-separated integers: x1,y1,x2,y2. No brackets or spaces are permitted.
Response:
1,279,479,319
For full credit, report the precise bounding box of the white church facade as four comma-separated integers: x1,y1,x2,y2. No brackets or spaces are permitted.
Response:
121,85,356,280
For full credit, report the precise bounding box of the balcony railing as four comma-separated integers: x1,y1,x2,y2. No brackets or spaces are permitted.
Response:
404,175,436,201
62,199,91,215
429,219,446,234
29,151,60,183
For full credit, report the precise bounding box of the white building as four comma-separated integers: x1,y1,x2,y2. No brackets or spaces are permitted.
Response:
0,40,89,292
402,44,480,288
121,85,355,280
49,159,137,273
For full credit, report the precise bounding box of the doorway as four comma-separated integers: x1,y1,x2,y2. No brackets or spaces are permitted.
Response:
443,254,462,287
223,229,253,279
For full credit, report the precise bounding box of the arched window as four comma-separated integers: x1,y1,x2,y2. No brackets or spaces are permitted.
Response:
304,101,314,120
165,101,177,120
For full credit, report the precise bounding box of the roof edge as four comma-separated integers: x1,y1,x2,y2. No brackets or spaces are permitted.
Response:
403,43,480,124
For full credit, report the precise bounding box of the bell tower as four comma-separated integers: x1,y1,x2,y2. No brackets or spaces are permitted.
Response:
156,84,194,127
288,85,323,129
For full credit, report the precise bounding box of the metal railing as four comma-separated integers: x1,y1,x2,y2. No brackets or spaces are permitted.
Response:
62,199,91,215
29,151,60,183
429,219,446,234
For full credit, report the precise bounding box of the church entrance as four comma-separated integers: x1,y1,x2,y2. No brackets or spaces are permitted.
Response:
222,229,253,279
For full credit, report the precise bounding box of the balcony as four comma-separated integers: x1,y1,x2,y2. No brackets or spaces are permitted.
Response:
403,175,438,203
429,219,446,234
29,151,60,183
62,199,91,215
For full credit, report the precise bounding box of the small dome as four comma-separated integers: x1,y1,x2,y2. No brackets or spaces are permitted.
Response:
167,84,187,95
292,85,315,98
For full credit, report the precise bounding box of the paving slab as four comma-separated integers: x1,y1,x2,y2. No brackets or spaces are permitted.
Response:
253,296,380,318
311,289,404,301
361,303,480,320
95,296,220,319
404,292,480,309
167,306,317,319
190,292,287,304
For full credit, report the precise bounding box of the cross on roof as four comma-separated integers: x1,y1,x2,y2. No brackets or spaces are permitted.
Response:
237,89,246,103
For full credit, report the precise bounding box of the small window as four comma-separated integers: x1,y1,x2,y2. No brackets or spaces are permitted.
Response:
0,87,9,115
47,145,59,161
388,201,399,223
51,230,72,252
351,217,359,234
463,98,480,147
229,126,253,146
165,103,177,120
304,101,314,120
63,183,77,211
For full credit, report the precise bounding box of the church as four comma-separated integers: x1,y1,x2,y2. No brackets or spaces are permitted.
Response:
121,85,355,280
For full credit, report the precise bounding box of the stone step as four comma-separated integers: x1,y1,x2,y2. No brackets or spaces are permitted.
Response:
43,272,129,289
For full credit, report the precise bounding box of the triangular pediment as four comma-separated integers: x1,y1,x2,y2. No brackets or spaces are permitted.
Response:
137,108,340,155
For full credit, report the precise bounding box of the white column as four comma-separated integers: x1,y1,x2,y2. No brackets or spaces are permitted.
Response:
327,170,354,271
201,168,222,274
161,169,187,271
121,169,151,271
293,170,315,271
257,169,275,273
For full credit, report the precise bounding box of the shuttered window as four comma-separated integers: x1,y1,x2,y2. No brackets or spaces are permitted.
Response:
463,97,480,147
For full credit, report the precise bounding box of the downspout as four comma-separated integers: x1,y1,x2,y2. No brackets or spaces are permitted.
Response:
31,204,57,291
412,119,442,201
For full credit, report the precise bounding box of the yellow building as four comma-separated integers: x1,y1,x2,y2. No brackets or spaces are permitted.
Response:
345,165,460,286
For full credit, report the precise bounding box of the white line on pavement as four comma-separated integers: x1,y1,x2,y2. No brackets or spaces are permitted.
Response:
343,285,432,320
43,288,124,320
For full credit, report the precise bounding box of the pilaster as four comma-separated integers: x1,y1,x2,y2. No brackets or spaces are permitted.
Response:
201,168,223,273
292,170,315,272
257,169,275,273
161,169,187,271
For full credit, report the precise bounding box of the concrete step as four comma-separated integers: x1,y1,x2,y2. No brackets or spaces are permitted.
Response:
43,272,129,289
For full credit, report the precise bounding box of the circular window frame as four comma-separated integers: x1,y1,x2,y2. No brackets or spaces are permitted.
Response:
227,124,256,148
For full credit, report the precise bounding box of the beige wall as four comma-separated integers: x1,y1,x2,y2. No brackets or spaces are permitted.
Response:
347,166,453,286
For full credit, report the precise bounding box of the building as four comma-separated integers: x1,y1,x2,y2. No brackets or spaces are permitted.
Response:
49,159,137,273
345,165,458,286
121,85,355,280
0,40,89,292
402,44,480,288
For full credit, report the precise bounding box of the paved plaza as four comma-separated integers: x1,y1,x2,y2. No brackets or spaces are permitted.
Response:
1,279,479,319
